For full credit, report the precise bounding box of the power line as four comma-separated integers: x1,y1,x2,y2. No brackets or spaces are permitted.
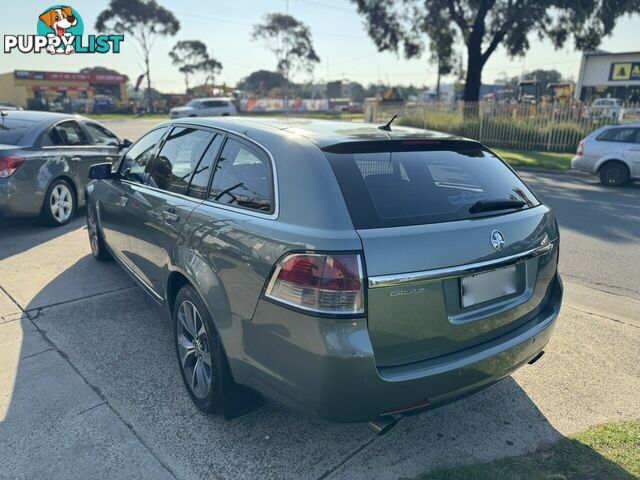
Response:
173,11,365,39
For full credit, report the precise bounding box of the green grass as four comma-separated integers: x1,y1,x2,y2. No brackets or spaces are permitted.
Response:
419,419,640,480
493,149,573,170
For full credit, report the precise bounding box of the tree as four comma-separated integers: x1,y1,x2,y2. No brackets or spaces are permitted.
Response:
252,13,320,110
199,58,223,90
169,40,209,92
238,70,287,95
351,0,640,110
96,0,179,112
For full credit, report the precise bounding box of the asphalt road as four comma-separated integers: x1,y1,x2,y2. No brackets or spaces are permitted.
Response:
1,118,639,480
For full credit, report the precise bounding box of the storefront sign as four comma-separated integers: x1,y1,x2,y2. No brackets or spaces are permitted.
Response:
609,62,640,81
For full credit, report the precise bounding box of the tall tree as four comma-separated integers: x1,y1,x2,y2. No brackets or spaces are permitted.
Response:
238,70,287,95
96,0,180,112
252,13,320,110
169,40,209,93
199,58,223,90
351,0,640,109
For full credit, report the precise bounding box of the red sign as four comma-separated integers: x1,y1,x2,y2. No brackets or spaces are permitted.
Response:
16,70,127,84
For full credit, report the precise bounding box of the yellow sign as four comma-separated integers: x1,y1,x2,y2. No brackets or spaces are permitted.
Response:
609,62,640,81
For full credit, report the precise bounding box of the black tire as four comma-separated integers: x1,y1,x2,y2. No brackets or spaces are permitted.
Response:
41,178,76,226
173,284,226,414
86,203,112,261
599,161,630,186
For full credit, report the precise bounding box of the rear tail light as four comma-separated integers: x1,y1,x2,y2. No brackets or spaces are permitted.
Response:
265,253,364,315
0,156,26,178
576,140,584,156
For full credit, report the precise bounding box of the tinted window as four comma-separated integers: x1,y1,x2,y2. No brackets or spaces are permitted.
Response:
0,118,34,145
49,121,89,146
209,138,273,212
119,128,166,184
597,128,639,143
148,127,213,194
84,122,119,146
187,134,224,199
326,148,540,229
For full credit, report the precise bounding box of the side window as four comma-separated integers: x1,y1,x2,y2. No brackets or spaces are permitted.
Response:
597,128,637,143
119,127,167,184
634,129,640,144
187,134,224,199
48,121,90,146
148,127,214,194
209,138,273,213
84,122,119,146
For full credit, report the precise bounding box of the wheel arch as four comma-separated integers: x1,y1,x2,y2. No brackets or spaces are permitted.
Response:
595,157,631,174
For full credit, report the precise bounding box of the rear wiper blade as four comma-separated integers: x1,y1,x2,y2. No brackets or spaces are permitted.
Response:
469,199,526,214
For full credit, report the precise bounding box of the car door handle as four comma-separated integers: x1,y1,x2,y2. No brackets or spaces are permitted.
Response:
70,156,82,162
162,210,180,224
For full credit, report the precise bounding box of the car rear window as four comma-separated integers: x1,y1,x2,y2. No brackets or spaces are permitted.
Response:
325,147,540,229
0,118,35,145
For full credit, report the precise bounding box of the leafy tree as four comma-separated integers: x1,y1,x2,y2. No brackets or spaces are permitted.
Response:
169,40,209,93
252,13,320,109
351,0,640,110
238,70,287,95
199,58,223,89
96,0,180,111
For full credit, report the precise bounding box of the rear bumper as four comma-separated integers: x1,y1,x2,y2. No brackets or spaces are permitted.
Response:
0,177,42,218
234,274,563,422
571,155,597,173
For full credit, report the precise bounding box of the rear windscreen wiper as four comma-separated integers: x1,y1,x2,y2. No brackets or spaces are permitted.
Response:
469,199,526,214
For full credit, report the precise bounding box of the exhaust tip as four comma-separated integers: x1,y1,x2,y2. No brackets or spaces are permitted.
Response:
367,416,398,436
528,350,545,365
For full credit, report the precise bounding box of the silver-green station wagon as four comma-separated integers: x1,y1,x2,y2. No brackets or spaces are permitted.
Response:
86,117,562,425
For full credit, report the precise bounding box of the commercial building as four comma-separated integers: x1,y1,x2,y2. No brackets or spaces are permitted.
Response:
575,50,640,103
0,69,129,111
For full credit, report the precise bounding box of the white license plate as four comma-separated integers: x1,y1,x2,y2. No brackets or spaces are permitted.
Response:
460,266,517,308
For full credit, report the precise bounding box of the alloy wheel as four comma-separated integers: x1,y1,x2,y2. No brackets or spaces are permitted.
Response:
176,300,213,399
50,184,73,223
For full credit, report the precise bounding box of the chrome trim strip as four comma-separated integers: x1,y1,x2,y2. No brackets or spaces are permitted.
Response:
368,241,555,289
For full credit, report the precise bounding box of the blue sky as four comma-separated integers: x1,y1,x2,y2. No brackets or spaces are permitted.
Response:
2,0,639,92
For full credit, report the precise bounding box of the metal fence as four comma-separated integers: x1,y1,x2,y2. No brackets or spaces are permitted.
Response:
369,100,640,153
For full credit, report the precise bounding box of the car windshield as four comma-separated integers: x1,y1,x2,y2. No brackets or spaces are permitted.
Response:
325,147,540,229
0,117,35,145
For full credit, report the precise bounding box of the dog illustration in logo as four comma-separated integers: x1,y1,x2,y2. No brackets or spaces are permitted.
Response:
39,6,77,54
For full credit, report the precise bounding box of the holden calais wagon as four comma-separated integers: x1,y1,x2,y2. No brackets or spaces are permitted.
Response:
85,117,562,424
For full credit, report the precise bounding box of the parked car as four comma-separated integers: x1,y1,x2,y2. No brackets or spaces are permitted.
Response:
86,118,562,424
169,98,237,119
0,110,131,226
587,98,623,119
572,124,640,185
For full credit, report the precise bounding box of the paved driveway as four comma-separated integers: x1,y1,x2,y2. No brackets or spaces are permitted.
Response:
1,121,639,479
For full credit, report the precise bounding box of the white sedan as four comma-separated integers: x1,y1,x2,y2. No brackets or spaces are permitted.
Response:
572,124,640,185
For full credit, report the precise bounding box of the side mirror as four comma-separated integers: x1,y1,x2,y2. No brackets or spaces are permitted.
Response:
89,162,113,180
121,138,133,148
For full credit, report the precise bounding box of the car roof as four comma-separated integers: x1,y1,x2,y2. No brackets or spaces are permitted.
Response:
168,116,476,150
0,110,80,123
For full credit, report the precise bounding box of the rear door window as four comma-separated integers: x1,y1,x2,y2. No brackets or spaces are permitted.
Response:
186,134,224,199
597,128,638,143
49,121,90,146
148,127,214,194
208,138,273,212
326,147,540,229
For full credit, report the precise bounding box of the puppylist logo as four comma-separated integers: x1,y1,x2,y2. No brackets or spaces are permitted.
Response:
4,5,124,55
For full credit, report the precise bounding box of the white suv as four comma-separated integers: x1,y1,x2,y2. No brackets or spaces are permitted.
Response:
169,98,237,119
572,124,640,185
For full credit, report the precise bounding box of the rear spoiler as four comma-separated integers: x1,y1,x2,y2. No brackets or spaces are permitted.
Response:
321,139,484,154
